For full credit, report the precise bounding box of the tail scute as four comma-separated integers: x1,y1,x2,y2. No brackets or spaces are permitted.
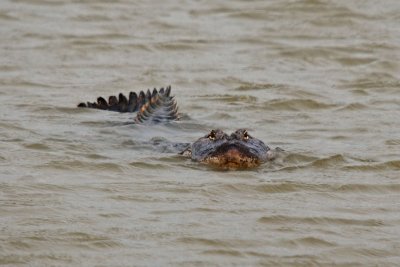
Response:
134,87,179,124
77,86,179,124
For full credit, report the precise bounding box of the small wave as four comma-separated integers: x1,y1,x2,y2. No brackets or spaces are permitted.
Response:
198,94,258,103
0,255,28,265
29,183,72,192
230,182,307,194
214,182,400,195
234,82,285,91
32,106,81,114
258,215,384,226
95,162,125,172
189,7,234,17
338,73,400,91
12,0,65,5
335,183,400,193
263,99,336,111
61,231,104,241
110,195,159,203
177,237,230,247
254,182,317,194
0,65,19,72
176,237,261,249
386,139,400,145
210,181,323,195
351,89,369,96
228,10,270,21
6,240,32,250
21,32,53,40
38,160,124,172
118,43,151,52
148,21,181,30
67,40,115,50
129,161,169,169
84,153,110,160
328,247,395,259
342,160,400,171
278,154,347,171
202,249,243,257
336,57,377,66
153,42,196,51
330,135,348,140
62,33,130,40
61,232,123,249
23,143,51,151
279,47,341,65
283,153,319,164
205,112,235,120
0,11,18,21
336,103,368,111
80,120,125,127
70,14,113,22
0,78,52,88
280,236,336,248
98,213,127,218
310,154,347,168
296,236,336,247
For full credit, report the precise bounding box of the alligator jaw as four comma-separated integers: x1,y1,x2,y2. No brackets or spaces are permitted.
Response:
202,144,261,170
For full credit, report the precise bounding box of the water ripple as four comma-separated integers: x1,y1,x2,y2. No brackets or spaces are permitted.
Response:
263,99,336,111
258,215,384,226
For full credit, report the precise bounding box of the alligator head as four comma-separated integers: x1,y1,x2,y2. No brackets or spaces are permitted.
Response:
183,129,273,169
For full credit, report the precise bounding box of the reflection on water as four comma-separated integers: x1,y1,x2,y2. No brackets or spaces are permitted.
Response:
1,0,400,265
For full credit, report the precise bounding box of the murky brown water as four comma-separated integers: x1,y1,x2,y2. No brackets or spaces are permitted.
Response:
1,0,400,266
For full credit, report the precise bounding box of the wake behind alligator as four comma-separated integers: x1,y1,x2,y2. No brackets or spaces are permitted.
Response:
78,86,278,169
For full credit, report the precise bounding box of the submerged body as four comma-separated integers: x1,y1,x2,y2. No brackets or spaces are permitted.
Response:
78,86,277,169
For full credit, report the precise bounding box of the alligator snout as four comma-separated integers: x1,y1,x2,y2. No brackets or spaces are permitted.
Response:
186,129,272,169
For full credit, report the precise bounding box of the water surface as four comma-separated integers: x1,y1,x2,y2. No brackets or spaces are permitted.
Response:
1,0,400,266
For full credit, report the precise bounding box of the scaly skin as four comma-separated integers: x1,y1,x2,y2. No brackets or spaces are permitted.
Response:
78,86,178,124
182,129,275,169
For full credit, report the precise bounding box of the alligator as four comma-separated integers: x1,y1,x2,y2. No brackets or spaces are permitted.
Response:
78,86,278,169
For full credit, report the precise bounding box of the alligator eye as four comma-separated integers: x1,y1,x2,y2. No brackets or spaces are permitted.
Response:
243,130,249,140
208,130,216,140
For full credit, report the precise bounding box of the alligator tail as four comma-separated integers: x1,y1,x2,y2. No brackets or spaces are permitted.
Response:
134,86,179,124
77,86,179,123
78,91,140,112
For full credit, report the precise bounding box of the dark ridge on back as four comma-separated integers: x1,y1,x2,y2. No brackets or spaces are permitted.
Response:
135,88,179,124
77,86,179,124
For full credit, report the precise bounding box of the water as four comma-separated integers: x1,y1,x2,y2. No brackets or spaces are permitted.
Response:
1,0,400,266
